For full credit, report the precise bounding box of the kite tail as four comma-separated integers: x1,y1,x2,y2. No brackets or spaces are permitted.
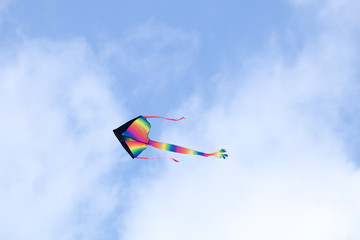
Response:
143,116,186,121
148,140,228,159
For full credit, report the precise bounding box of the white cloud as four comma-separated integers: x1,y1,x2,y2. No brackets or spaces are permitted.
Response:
0,38,127,239
0,19,203,239
121,0,360,239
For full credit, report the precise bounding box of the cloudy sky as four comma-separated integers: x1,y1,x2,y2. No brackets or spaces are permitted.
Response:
1,0,360,239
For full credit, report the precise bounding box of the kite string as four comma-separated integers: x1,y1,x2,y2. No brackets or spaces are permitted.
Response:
142,116,186,121
136,156,179,163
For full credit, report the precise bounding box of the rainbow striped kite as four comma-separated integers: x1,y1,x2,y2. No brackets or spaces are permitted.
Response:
113,116,228,162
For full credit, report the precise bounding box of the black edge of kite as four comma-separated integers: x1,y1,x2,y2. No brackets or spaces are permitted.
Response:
113,115,142,159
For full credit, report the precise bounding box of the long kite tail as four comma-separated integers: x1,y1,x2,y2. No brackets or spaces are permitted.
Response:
148,140,228,159
143,116,186,121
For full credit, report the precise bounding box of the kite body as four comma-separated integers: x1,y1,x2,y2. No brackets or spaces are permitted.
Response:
113,116,150,158
113,115,228,162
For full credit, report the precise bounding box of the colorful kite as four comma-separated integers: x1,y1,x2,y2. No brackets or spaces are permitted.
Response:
113,116,228,162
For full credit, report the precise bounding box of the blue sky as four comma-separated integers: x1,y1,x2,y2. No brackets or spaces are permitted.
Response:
2,0,296,114
1,0,360,239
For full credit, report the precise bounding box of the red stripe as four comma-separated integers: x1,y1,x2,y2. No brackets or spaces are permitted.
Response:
136,156,179,162
142,116,186,121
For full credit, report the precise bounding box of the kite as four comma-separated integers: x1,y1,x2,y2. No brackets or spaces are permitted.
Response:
113,115,228,162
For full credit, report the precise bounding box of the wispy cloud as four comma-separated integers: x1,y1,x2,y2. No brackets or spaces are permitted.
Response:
122,0,360,239
0,18,201,239
0,38,126,239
